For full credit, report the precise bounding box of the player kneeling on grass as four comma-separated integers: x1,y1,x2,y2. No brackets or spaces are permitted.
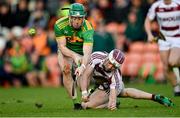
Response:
80,49,174,110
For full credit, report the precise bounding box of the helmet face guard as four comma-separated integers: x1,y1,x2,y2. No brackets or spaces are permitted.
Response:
108,49,125,68
69,16,85,29
68,3,86,29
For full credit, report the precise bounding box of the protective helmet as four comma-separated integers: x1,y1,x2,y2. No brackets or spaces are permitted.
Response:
69,3,86,17
108,49,125,68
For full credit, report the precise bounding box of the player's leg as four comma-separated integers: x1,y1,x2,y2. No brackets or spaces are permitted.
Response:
158,40,177,95
169,47,180,96
120,88,174,107
159,50,177,85
120,88,153,99
81,89,109,109
58,49,82,109
57,49,74,98
95,103,108,109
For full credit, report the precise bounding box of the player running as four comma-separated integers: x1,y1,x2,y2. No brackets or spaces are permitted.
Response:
145,0,180,96
80,49,174,110
54,3,94,109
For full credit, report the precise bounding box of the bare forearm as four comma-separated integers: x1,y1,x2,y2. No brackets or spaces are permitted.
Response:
58,45,77,59
108,88,117,110
81,45,92,66
109,89,116,102
81,65,93,91
56,37,78,59
81,74,91,102
82,54,91,67
81,75,89,91
144,17,152,35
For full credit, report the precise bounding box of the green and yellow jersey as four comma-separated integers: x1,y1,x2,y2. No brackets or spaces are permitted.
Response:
54,16,94,55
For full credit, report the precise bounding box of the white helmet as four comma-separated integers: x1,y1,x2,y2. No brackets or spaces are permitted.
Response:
108,49,125,68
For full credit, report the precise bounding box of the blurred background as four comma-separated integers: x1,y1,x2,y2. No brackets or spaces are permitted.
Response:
0,0,163,88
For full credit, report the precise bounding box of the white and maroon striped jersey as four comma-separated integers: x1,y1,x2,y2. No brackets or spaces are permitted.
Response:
147,0,180,38
89,51,123,89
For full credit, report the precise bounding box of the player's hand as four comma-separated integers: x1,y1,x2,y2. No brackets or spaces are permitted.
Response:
73,53,82,66
108,100,117,110
81,95,89,102
75,65,85,76
147,34,155,43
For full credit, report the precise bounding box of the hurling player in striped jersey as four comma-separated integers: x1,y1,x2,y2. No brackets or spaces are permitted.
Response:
145,0,180,96
80,49,174,110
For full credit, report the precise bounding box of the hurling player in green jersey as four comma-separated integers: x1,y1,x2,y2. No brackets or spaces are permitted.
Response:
54,3,94,109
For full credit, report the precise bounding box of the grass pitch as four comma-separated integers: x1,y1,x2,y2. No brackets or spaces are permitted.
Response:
0,83,180,117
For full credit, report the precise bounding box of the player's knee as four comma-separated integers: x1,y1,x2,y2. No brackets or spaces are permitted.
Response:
168,58,178,67
125,88,139,98
62,64,71,75
123,88,132,96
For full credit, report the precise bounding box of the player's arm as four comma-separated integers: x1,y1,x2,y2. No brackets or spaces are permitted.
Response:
108,88,117,110
82,29,94,68
74,43,93,77
56,36,80,59
81,43,93,70
81,64,94,102
108,76,117,110
144,17,152,37
54,24,80,61
144,17,154,42
144,2,157,42
75,29,94,76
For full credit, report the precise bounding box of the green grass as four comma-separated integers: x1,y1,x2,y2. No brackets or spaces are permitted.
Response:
0,83,179,117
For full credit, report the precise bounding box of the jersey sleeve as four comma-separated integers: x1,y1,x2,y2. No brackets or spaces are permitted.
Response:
110,76,116,89
54,23,64,38
174,0,180,4
110,69,122,89
82,20,94,45
82,30,94,45
147,2,159,20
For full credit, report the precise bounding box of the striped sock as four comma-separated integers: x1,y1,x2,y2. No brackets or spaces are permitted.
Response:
173,67,180,84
